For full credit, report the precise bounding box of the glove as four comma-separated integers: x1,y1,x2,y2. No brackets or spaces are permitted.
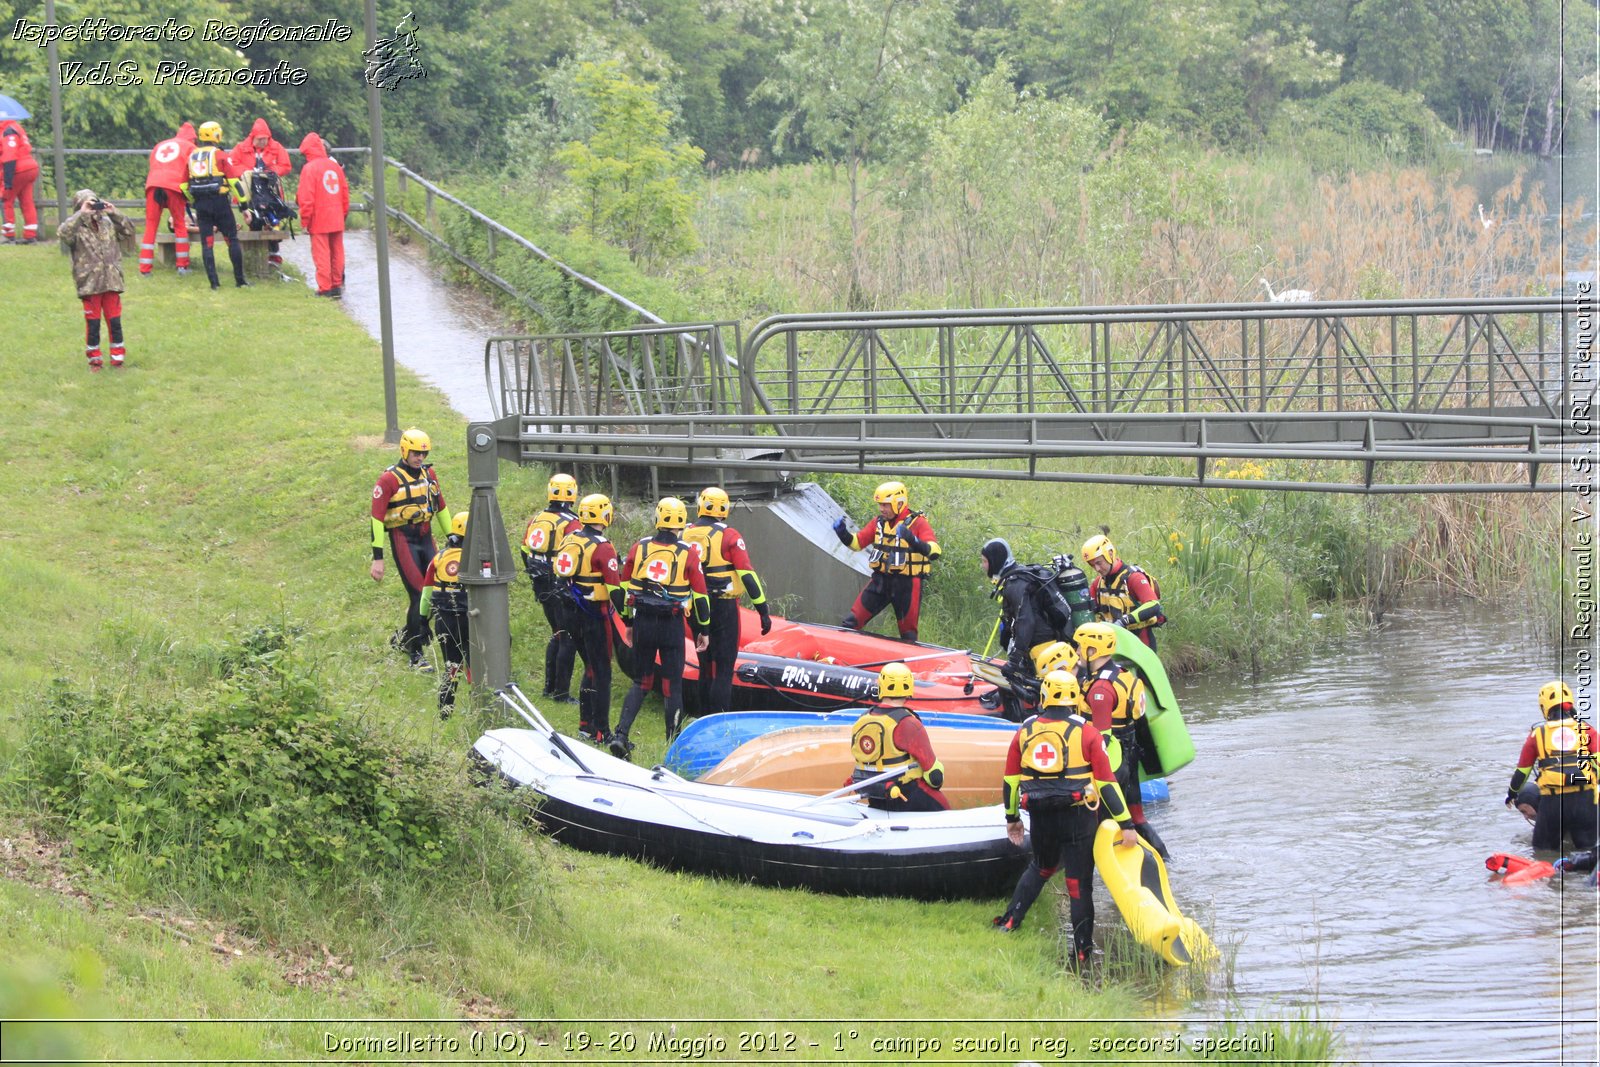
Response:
924,761,945,791
1553,857,1574,872
895,520,910,540
1115,613,1134,629
757,604,772,635
1504,790,1518,807
832,516,852,546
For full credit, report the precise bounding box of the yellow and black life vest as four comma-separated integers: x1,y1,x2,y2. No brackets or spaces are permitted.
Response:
629,536,694,609
868,511,934,576
851,707,924,798
522,507,575,572
432,543,467,613
1016,714,1095,806
1095,564,1160,629
380,463,441,529
682,519,742,598
186,145,227,196
553,527,612,602
1089,662,1146,732
1531,717,1595,794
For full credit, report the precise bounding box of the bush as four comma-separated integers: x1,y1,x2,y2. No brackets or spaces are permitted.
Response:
16,625,466,883
1274,80,1447,166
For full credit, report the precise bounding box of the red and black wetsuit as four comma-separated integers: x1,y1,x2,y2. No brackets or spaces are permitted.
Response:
615,534,711,745
837,509,941,642
371,461,444,663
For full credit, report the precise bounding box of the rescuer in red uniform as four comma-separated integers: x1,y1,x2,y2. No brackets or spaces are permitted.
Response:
553,494,626,744
370,428,448,671
847,662,949,812
296,132,349,298
833,481,941,642
1082,533,1165,651
1505,680,1597,854
681,486,773,718
993,669,1136,966
139,122,195,274
1,119,40,243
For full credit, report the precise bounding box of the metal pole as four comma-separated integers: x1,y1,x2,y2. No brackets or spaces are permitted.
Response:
45,0,68,229
462,422,515,691
365,0,400,445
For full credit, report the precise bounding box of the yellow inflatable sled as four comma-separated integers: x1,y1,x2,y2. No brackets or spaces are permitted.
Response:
1093,819,1215,966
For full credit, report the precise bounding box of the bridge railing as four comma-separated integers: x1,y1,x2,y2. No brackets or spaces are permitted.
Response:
741,298,1576,434
485,321,745,421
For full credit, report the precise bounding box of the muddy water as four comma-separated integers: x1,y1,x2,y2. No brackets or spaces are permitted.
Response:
1162,601,1596,1062
280,228,513,422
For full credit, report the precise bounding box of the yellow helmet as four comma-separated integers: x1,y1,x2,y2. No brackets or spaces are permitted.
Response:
1538,680,1574,718
878,662,915,701
449,510,469,538
197,121,223,144
874,481,909,512
698,486,730,519
547,473,578,504
578,493,613,527
1032,641,1079,678
1081,534,1119,567
655,496,688,530
1073,622,1118,663
1039,669,1085,712
398,427,431,456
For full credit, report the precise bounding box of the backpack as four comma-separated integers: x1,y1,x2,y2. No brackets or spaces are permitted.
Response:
248,165,297,234
185,147,224,196
1047,554,1097,633
1008,563,1074,639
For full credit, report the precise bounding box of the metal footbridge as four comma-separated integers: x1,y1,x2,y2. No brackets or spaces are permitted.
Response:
478,296,1588,494
458,296,1593,688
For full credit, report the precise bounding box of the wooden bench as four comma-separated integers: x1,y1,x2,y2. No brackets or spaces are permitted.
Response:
153,228,286,278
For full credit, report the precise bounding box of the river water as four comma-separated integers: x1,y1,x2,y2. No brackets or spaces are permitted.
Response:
1166,600,1597,1064
304,229,1597,1065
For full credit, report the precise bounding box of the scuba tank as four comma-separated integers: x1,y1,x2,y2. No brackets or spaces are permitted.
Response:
1052,553,1096,630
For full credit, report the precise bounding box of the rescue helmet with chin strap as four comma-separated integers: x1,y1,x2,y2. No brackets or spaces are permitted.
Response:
398,427,431,456
1538,680,1575,719
874,481,909,512
1073,621,1118,663
449,511,469,538
878,662,915,701
655,497,688,530
197,121,223,144
1081,533,1119,568
578,493,613,527
1033,640,1079,678
547,473,578,504
698,486,730,519
1039,669,1085,712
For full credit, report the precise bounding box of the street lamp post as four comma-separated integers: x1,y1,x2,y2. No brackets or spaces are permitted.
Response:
364,0,400,446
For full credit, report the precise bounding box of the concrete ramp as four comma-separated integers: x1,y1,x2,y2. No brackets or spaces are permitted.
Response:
731,483,869,624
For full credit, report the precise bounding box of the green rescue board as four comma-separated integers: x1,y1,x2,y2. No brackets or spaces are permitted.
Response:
1112,629,1195,779
1093,819,1215,967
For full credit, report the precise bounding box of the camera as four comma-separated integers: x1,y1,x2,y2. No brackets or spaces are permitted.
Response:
89,198,107,211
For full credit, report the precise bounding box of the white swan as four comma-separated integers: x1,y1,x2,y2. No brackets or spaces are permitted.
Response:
1261,278,1313,303
1478,203,1494,231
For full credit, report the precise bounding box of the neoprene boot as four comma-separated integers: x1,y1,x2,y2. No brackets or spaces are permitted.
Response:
993,864,1048,930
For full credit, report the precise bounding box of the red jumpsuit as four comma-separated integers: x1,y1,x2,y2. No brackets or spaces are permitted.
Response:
1,120,40,242
140,123,195,273
296,132,349,295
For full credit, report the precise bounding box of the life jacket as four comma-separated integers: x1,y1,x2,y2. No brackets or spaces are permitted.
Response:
1095,563,1162,630
186,145,228,196
682,519,742,598
379,463,441,529
522,506,576,573
553,527,613,603
851,707,924,797
247,165,297,230
432,542,467,614
1016,714,1095,805
867,510,933,576
1531,717,1595,794
1089,662,1146,732
628,536,694,610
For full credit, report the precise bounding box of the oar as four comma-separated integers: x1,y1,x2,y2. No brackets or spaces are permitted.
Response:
498,682,593,775
845,649,969,672
797,766,908,807
980,610,1002,658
